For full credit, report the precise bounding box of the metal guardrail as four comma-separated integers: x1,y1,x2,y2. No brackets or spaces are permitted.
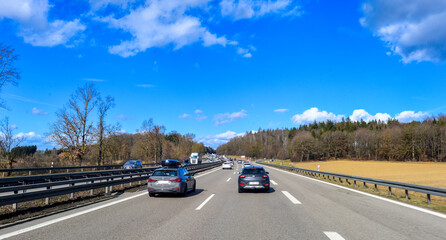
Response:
0,163,158,177
258,162,446,204
0,162,222,208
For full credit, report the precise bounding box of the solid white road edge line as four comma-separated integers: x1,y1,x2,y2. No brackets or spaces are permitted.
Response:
0,192,147,240
324,232,346,240
281,191,302,204
0,166,222,239
195,194,215,210
270,180,278,185
226,178,231,182
264,165,446,219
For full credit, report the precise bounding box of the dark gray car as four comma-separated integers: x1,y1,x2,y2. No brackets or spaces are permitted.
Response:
238,166,270,193
147,167,196,197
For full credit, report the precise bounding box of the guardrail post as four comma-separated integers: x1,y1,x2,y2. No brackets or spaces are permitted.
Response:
110,178,113,192
70,183,75,199
67,169,69,173
363,182,367,189
388,186,392,196
338,177,342,183
90,180,94,195
13,190,18,210
354,180,357,187
28,171,31,175
2,172,4,177
427,194,431,204
374,184,378,191
121,177,124,188
130,176,132,187
405,189,409,199
45,186,51,205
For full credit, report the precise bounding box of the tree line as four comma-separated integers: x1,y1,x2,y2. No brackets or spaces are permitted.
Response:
217,117,446,162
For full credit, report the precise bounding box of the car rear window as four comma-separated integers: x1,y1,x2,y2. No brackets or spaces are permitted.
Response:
242,169,265,174
152,170,178,176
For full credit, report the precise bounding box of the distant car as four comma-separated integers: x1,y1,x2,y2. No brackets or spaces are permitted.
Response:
147,159,196,197
242,161,252,168
123,160,142,169
182,158,191,166
238,166,270,193
237,160,242,164
222,161,233,170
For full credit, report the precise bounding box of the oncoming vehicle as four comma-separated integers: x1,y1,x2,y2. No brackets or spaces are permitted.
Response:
147,159,196,197
238,166,270,193
222,161,232,170
123,160,142,169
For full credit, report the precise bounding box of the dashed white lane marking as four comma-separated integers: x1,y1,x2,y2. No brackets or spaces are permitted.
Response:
264,165,446,219
0,166,222,239
281,191,302,205
233,172,236,174
324,232,346,240
270,180,278,185
0,192,147,240
195,194,215,210
226,178,231,182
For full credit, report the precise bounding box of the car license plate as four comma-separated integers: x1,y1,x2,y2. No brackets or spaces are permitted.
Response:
249,182,259,185
157,181,170,184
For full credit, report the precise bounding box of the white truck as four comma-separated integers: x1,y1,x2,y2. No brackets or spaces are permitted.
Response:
190,152,202,164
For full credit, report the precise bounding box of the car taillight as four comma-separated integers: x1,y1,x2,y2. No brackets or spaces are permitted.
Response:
148,179,157,182
240,175,246,178
171,178,181,182
262,175,268,178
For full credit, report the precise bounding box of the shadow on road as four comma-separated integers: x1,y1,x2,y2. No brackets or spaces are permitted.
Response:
152,189,205,198
239,187,275,194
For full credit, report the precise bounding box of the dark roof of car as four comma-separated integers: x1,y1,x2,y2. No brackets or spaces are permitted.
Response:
243,166,263,169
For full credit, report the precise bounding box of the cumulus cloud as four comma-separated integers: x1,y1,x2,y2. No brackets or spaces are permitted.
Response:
274,108,288,113
291,107,429,125
0,0,85,47
197,130,245,148
98,0,231,57
31,107,48,115
214,109,248,126
194,109,203,114
237,47,253,58
291,108,344,125
349,109,391,122
220,0,298,20
179,113,192,119
395,111,428,123
360,0,446,63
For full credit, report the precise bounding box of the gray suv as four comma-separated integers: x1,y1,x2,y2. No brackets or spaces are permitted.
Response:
238,166,270,193
147,160,196,197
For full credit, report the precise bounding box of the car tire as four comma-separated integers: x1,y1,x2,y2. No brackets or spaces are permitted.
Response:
181,186,187,197
192,181,196,192
238,187,243,193
264,187,270,193
148,192,155,197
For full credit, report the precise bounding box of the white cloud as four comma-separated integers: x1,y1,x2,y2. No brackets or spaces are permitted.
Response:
214,109,248,126
274,108,288,113
291,107,344,125
237,47,253,58
360,0,446,63
84,78,105,82
31,107,48,115
136,84,155,88
194,109,203,114
179,113,192,119
0,0,85,47
197,130,245,148
116,114,133,121
349,109,391,122
291,108,429,125
220,0,296,20
99,0,231,57
395,111,428,123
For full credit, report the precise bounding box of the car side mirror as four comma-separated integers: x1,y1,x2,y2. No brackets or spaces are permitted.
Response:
266,172,269,174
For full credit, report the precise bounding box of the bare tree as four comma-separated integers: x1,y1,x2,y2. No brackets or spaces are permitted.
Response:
0,117,24,170
0,44,20,108
96,96,115,165
48,84,99,166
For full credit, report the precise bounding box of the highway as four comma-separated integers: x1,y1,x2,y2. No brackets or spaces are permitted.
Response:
0,163,445,240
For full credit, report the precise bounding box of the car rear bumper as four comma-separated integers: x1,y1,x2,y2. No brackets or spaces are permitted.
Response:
148,182,184,193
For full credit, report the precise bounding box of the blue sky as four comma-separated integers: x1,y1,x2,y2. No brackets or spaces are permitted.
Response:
1,0,446,149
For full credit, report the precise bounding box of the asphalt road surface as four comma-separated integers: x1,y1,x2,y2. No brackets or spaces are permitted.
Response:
1,163,445,240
